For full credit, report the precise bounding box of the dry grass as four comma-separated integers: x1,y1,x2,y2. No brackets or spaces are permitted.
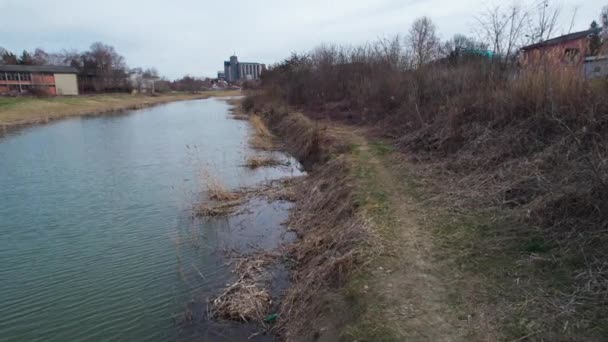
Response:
202,171,242,202
194,200,243,217
231,114,250,121
195,171,300,218
245,155,283,169
208,185,241,202
0,90,240,131
249,115,274,150
247,107,376,340
225,97,251,120
194,169,245,217
210,253,278,323
240,177,302,202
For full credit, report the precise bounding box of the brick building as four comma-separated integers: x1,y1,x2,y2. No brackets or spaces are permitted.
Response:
0,65,79,95
520,28,599,67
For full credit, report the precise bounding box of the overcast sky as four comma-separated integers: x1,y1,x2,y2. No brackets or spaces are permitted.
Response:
0,0,602,79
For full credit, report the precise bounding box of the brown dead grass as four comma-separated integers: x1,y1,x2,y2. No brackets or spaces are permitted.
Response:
249,115,274,150
245,155,283,169
203,172,242,202
225,97,251,120
194,169,245,217
194,200,243,217
194,172,302,218
210,253,278,323
247,105,376,340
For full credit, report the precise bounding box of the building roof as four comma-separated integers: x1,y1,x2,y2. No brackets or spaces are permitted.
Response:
521,29,598,51
585,55,608,62
0,65,79,74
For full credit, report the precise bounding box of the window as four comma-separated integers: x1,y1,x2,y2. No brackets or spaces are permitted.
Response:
19,73,31,81
564,48,580,63
0,73,5,81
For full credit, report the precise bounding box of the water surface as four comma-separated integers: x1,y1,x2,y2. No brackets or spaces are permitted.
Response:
0,98,301,341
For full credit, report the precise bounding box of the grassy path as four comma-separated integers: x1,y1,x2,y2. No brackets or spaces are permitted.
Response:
0,90,240,130
323,125,476,341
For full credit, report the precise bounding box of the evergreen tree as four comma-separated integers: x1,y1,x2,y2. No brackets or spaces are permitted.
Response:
18,50,34,65
588,21,601,56
1,51,18,65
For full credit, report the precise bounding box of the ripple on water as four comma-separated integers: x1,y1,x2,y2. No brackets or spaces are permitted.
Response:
0,98,303,341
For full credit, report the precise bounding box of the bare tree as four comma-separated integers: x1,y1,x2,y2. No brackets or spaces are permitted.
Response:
529,0,561,43
601,5,608,41
374,35,405,69
83,42,129,92
441,34,488,57
567,6,579,34
476,3,530,62
0,47,7,65
407,16,439,68
32,48,49,65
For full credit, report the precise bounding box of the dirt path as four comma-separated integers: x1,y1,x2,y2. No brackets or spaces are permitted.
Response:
333,125,482,341
365,145,469,341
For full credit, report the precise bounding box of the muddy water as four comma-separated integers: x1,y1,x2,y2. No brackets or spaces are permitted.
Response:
0,98,302,341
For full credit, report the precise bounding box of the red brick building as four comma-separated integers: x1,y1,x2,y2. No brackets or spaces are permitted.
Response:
520,29,596,67
0,65,79,95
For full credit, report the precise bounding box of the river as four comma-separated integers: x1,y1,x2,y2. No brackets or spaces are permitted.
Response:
0,98,301,341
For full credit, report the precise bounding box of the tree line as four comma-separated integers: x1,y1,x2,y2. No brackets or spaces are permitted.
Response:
0,43,212,93
262,2,606,110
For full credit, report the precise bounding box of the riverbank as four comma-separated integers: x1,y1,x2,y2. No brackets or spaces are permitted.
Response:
0,90,240,131
243,96,608,341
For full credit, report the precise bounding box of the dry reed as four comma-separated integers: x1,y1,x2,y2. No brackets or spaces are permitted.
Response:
249,115,274,150
210,253,278,323
245,155,283,169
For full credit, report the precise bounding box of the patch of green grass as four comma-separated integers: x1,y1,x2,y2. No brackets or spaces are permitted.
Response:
350,144,396,237
52,96,88,104
368,139,427,203
430,207,606,340
323,141,401,341
339,273,400,342
0,97,31,108
369,140,393,156
341,320,399,342
523,236,550,253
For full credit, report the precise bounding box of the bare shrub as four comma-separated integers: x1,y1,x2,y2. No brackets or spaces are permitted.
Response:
27,85,52,97
242,96,255,112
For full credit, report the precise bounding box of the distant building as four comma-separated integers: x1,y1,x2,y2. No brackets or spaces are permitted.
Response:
217,71,225,81
129,72,159,94
223,55,265,83
0,65,79,95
